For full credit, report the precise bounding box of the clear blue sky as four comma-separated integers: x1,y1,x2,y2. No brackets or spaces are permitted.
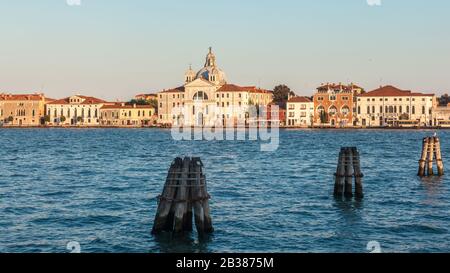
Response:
0,0,449,100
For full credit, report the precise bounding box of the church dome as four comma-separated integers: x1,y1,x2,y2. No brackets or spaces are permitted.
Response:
195,47,227,85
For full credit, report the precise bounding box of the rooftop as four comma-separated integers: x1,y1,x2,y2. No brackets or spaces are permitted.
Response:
358,85,434,97
47,95,107,105
288,96,312,103
0,93,48,101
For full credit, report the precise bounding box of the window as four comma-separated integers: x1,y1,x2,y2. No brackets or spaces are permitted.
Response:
372,106,375,113
288,104,295,110
367,106,370,114
380,106,383,113
422,106,425,115
357,106,361,115
329,106,337,115
412,106,416,114
193,91,209,101
341,106,350,115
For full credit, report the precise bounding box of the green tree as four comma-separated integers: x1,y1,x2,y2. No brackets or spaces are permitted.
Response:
272,84,295,108
148,99,158,114
439,94,450,106
76,116,83,123
44,115,50,123
60,116,66,123
128,99,151,105
399,113,410,120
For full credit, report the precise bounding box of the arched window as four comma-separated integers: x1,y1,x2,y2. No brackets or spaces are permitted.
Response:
193,91,209,101
329,106,337,116
317,106,325,114
341,106,350,116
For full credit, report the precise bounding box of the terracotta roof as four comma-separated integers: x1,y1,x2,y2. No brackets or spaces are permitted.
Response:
101,103,155,110
0,93,46,101
47,95,107,105
159,86,185,93
217,84,272,94
317,83,362,92
358,85,434,97
288,96,312,103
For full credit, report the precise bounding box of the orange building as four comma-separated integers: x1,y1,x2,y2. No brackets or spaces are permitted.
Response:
313,83,363,128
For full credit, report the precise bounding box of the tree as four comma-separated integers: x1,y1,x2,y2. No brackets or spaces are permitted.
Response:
44,115,50,123
273,85,295,108
439,94,450,106
60,116,66,123
148,99,158,114
76,116,83,123
399,113,410,120
128,99,151,106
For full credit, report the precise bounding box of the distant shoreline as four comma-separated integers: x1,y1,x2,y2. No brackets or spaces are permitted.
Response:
1,126,449,130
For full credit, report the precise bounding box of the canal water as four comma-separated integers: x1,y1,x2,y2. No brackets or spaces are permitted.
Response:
0,129,449,253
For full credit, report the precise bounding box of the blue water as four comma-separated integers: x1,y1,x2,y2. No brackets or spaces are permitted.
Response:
0,128,449,253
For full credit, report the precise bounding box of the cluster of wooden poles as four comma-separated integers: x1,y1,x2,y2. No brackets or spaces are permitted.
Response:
151,157,214,235
334,147,364,199
418,137,445,177
151,136,445,237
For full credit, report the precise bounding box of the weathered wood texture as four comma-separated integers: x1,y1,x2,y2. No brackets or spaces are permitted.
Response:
152,157,214,235
418,137,444,177
334,147,364,199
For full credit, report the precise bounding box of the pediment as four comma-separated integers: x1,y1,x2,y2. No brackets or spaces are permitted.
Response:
184,78,215,88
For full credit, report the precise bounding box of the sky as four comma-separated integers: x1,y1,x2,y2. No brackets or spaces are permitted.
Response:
0,0,449,101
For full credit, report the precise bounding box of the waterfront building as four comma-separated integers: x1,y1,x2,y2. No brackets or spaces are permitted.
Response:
355,85,436,127
432,103,450,127
100,103,156,126
266,103,286,126
157,48,273,126
0,93,50,126
313,83,362,127
286,97,314,127
46,95,110,126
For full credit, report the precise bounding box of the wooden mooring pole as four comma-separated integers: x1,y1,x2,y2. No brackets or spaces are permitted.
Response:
418,136,444,177
334,147,364,199
152,157,214,235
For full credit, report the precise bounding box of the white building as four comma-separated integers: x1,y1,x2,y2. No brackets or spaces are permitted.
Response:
432,103,450,127
158,48,273,126
356,85,436,127
46,95,111,126
286,97,314,127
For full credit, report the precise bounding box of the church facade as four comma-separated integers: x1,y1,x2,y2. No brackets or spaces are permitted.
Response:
157,48,273,126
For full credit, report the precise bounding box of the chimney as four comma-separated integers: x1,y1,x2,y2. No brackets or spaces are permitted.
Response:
133,103,137,108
